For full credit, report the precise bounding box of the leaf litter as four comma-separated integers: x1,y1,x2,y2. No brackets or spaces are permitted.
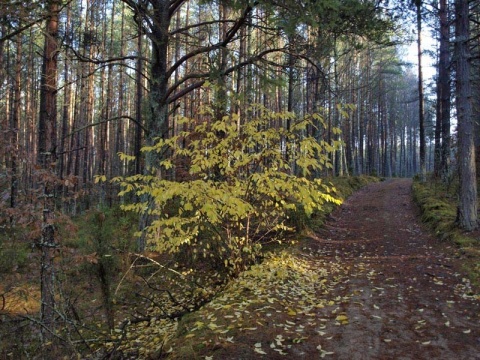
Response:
97,179,480,359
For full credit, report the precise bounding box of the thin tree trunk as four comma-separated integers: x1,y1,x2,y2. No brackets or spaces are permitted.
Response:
115,2,127,178
38,0,60,343
10,33,21,212
59,4,71,185
135,25,143,175
416,0,426,182
439,0,451,182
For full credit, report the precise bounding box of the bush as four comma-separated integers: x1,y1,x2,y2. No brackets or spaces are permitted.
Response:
114,106,342,275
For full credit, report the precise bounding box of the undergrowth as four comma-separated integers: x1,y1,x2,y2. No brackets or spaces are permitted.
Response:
412,178,480,286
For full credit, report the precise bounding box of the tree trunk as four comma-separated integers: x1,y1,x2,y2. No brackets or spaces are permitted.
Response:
136,0,170,251
135,25,143,175
38,0,60,343
144,0,170,169
439,0,451,182
455,0,478,231
416,0,426,182
10,33,21,212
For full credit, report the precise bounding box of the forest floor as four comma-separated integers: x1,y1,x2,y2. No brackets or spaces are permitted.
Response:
167,178,480,359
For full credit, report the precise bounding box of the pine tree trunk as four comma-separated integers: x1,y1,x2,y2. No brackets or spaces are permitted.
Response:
455,0,478,231
416,0,426,182
38,0,60,342
439,0,451,182
10,34,21,212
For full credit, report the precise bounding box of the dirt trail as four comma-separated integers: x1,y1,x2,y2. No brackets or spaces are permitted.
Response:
306,178,480,359
171,179,480,360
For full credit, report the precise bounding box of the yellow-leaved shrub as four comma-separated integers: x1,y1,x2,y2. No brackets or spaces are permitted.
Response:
113,105,342,275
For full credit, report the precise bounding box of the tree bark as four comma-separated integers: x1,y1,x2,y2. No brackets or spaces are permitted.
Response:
38,0,60,343
455,0,478,231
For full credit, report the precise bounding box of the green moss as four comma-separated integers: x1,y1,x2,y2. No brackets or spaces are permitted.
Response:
453,234,476,248
412,178,480,286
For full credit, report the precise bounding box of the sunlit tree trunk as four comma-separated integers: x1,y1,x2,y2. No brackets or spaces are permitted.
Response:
114,3,127,178
59,4,72,186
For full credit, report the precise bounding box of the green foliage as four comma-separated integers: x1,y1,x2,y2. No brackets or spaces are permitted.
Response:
0,238,29,273
74,207,137,328
75,206,137,260
263,0,395,44
71,206,137,284
114,106,342,274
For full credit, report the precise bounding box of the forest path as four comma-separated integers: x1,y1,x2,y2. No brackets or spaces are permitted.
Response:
170,179,480,360
302,178,480,359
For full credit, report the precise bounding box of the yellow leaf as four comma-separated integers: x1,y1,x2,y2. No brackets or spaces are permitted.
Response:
287,309,297,316
94,175,107,183
335,314,349,324
254,348,267,355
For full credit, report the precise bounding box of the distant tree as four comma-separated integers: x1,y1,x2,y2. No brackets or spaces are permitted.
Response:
438,0,451,181
10,33,22,211
414,0,426,182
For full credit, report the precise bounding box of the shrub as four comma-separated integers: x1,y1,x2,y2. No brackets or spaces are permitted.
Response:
113,106,342,275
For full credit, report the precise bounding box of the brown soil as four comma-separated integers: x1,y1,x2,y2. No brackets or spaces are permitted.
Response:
173,179,480,359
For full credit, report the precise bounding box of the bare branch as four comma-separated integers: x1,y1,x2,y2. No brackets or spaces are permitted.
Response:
64,116,148,139
167,48,287,103
166,3,254,79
